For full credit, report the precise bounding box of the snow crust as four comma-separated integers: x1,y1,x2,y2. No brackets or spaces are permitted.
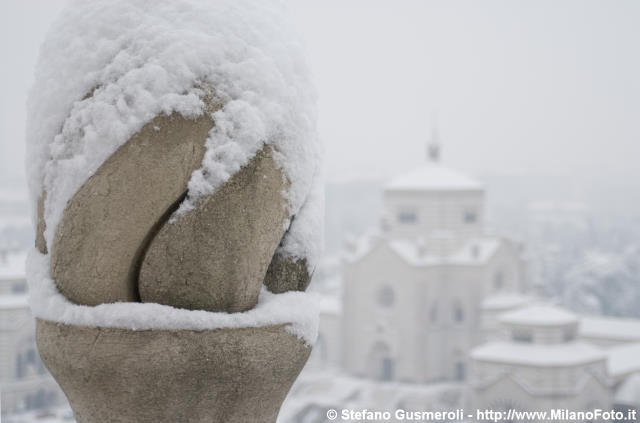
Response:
26,0,322,268
26,250,318,344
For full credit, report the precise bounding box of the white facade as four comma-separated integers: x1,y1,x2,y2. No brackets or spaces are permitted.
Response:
383,165,485,242
341,151,527,383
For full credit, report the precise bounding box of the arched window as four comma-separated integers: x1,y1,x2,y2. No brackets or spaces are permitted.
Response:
377,285,395,308
463,210,477,223
368,342,393,381
429,302,438,324
512,328,533,343
397,210,417,224
16,354,25,378
563,327,576,342
453,300,464,323
493,270,504,291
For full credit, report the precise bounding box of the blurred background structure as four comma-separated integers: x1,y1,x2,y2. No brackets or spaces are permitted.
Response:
2,0,640,421
278,142,640,422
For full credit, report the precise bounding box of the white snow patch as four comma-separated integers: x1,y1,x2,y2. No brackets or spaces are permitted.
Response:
481,293,533,311
27,250,318,345
26,0,321,269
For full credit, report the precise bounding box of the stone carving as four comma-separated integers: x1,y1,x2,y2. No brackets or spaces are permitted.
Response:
139,146,290,312
37,320,309,423
48,110,216,305
35,92,314,422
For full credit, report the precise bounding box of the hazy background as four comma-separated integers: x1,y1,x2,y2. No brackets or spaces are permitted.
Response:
1,0,639,309
1,2,640,420
2,0,639,188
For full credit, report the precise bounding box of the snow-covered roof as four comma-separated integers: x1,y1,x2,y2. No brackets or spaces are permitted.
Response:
615,373,640,406
384,164,483,192
606,343,640,378
0,250,27,280
499,304,578,327
345,233,502,268
482,293,533,311
388,237,501,266
471,341,605,367
579,315,640,343
0,294,29,310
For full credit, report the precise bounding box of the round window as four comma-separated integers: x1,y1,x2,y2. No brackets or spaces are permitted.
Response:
377,285,395,307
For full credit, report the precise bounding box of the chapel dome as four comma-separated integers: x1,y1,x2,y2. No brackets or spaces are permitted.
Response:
384,163,483,192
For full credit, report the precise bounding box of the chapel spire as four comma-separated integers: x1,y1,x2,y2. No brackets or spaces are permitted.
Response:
427,115,440,163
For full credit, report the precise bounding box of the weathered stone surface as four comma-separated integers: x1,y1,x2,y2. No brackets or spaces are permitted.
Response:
49,107,217,305
264,254,312,294
139,146,290,312
36,318,310,423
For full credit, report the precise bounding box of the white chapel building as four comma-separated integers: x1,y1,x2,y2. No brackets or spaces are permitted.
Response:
340,142,527,383
471,304,612,413
283,141,640,421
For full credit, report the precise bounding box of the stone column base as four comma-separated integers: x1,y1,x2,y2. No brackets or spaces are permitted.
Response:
36,319,311,423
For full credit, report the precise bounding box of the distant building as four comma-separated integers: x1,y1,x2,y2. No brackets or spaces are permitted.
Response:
471,305,611,414
579,316,640,348
613,373,640,416
282,139,640,422
479,293,533,342
0,250,64,416
340,141,527,383
279,370,464,423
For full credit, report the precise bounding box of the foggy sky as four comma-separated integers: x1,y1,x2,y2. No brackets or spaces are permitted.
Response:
1,0,638,186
